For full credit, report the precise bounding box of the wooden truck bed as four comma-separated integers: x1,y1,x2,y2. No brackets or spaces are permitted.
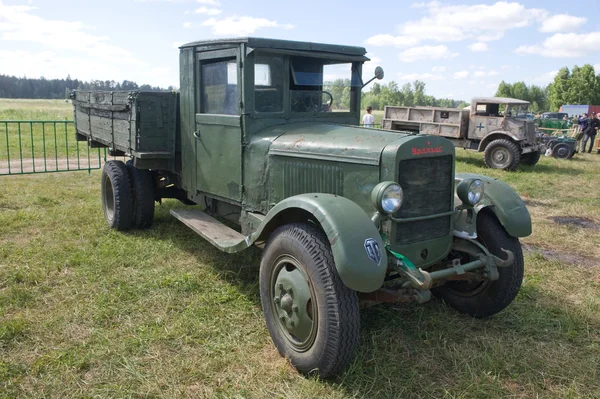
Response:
72,91,178,167
381,105,469,138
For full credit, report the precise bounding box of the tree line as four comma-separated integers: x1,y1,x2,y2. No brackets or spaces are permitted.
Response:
495,64,600,113
361,81,468,110
0,75,173,99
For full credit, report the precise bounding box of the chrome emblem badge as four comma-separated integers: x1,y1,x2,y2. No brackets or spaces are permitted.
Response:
364,238,382,266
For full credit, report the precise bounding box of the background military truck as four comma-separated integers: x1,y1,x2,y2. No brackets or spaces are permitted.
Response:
72,37,531,378
381,97,543,170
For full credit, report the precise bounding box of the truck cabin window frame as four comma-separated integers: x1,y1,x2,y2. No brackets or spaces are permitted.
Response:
289,57,362,114
201,58,239,115
253,53,284,113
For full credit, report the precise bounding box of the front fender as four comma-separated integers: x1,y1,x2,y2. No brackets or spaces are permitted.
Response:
249,194,387,293
455,173,532,237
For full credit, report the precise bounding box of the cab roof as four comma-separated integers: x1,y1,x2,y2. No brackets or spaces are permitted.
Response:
180,37,368,57
472,97,530,105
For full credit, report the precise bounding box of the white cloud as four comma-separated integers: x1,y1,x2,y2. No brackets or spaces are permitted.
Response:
202,16,294,36
533,70,558,84
454,70,469,79
366,34,425,48
473,70,498,77
0,3,178,88
384,1,546,46
193,6,221,15
183,22,191,28
468,42,488,52
432,66,446,72
370,2,580,52
397,72,443,81
0,2,137,62
398,45,458,62
539,14,586,33
173,41,184,49
515,32,600,58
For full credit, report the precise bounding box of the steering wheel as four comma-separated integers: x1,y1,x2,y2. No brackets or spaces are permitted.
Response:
322,90,333,111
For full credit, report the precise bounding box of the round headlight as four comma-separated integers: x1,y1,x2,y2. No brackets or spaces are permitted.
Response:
372,182,404,214
457,178,484,205
467,179,484,204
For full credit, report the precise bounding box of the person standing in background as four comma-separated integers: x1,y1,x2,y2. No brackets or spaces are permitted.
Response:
362,106,375,128
583,113,600,153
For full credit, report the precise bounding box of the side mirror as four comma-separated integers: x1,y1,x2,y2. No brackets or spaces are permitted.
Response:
362,66,385,88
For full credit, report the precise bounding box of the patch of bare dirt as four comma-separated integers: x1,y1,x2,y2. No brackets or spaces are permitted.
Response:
547,216,600,232
523,244,599,268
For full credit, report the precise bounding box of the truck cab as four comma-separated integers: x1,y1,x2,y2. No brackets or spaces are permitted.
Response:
178,38,366,205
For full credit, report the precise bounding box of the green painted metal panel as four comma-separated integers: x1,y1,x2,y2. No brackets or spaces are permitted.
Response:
180,48,196,193
248,193,387,292
195,114,242,201
456,173,532,237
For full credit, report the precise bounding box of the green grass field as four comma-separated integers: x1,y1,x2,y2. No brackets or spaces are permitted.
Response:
1,100,600,398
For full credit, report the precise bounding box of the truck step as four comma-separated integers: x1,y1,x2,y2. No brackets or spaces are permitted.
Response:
170,209,248,253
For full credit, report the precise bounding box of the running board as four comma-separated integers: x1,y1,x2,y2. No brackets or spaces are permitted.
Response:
170,209,249,253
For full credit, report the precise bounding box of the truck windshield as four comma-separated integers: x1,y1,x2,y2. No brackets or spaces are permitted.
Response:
290,57,362,113
506,104,529,117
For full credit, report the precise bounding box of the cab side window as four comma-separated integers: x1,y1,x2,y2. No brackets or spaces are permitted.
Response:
254,54,284,113
201,59,238,115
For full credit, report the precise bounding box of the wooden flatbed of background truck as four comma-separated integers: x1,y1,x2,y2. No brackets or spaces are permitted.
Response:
381,97,543,171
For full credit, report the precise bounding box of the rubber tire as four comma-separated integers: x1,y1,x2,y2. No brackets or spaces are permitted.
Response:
553,143,571,159
126,161,155,229
484,139,521,171
433,211,524,318
520,150,541,166
101,160,134,231
259,223,360,378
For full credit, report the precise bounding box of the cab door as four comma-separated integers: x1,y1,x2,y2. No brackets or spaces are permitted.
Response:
469,103,502,139
194,49,243,202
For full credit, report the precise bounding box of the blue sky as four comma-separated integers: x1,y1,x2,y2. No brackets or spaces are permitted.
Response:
1,0,599,101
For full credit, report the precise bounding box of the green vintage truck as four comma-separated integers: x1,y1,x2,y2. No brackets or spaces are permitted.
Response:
72,37,531,378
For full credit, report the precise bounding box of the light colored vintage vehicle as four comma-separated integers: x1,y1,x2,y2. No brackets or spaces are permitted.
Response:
382,97,544,170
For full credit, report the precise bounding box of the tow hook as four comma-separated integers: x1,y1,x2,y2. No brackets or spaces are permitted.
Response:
494,248,515,267
390,260,433,290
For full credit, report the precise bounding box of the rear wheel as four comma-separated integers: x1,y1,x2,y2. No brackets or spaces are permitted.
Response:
259,223,360,378
126,161,155,229
433,211,524,317
484,139,521,170
101,160,133,231
520,150,541,166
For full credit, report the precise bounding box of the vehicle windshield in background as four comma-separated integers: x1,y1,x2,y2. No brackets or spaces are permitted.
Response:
290,58,362,113
506,104,529,117
542,112,568,120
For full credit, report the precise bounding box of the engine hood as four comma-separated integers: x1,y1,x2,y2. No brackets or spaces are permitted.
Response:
265,122,412,165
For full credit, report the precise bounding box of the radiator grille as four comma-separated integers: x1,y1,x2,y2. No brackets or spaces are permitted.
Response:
394,155,453,245
283,159,343,197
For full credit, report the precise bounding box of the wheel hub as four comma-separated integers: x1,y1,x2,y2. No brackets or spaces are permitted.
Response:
280,293,294,314
271,258,316,350
493,149,507,162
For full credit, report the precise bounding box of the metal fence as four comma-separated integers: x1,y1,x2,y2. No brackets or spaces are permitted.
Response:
1,120,107,176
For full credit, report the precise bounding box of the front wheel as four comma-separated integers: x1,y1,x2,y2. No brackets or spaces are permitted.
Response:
520,150,541,166
259,223,360,378
433,211,524,317
483,139,521,170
